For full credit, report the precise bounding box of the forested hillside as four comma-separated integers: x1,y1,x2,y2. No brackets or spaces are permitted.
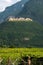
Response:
0,20,43,47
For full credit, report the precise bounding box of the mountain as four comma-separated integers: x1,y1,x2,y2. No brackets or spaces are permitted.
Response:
0,0,43,24
0,20,43,47
18,0,43,24
0,0,28,23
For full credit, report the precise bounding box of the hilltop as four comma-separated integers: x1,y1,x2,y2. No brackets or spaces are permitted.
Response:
0,20,43,47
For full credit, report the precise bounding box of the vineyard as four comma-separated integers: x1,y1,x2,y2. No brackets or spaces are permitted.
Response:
0,48,43,65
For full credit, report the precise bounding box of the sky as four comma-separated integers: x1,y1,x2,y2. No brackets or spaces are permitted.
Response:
0,0,21,12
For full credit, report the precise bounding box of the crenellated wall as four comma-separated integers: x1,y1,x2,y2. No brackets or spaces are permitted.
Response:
8,17,32,21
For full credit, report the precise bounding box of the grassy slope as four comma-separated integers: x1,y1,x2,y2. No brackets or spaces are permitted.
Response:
0,20,43,47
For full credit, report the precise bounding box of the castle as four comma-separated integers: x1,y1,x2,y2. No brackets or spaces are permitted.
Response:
8,16,32,21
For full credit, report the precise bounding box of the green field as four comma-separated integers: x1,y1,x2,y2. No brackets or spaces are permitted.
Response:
0,48,43,65
0,48,43,59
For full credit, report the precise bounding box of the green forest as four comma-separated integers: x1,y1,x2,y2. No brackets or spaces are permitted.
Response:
0,20,43,47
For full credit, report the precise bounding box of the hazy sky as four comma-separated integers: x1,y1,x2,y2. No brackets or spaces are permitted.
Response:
0,0,21,12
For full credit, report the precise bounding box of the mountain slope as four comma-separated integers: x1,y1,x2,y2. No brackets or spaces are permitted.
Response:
18,0,43,24
0,20,43,47
0,0,28,23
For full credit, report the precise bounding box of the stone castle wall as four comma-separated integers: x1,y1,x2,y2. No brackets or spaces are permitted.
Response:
8,17,32,21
